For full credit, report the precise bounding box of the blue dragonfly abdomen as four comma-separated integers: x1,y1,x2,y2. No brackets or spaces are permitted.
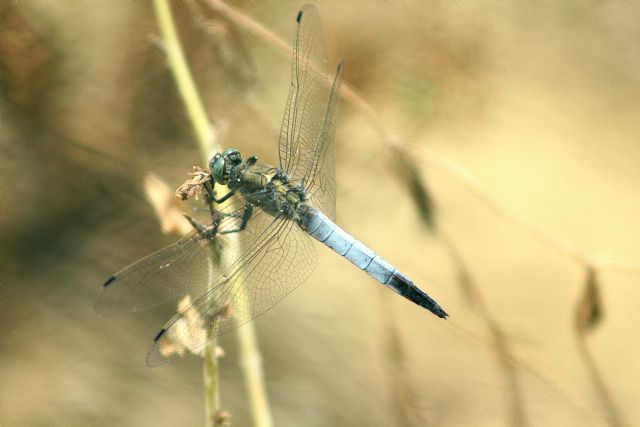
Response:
299,205,448,318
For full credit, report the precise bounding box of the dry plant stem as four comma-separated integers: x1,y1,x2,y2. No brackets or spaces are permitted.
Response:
151,1,220,424
153,2,273,427
236,326,273,427
203,340,221,425
153,0,213,153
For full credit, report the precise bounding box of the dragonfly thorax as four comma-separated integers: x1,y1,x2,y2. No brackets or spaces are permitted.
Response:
238,165,309,220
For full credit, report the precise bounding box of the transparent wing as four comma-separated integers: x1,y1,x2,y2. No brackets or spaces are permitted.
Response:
278,4,342,221
305,62,343,221
146,217,316,366
95,196,267,315
96,231,213,315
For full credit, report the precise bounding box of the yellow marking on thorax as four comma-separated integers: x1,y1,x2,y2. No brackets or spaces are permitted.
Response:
287,192,301,204
273,179,288,195
272,179,301,205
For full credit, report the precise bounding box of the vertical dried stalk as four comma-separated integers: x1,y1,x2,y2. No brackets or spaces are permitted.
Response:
152,0,214,151
152,2,273,427
236,326,273,427
151,2,219,424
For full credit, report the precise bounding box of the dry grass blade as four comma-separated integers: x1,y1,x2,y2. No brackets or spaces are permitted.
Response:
575,267,604,333
388,141,436,231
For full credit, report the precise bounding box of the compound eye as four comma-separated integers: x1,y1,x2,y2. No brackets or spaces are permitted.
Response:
212,155,227,184
222,148,242,164
222,147,239,156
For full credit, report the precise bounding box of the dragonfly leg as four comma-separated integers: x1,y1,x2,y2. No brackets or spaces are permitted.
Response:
204,181,236,204
219,203,253,235
201,181,236,220
183,213,219,238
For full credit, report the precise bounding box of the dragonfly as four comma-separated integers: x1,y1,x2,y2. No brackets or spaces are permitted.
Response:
97,4,447,366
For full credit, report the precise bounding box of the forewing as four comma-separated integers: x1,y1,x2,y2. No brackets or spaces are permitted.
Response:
96,198,266,315
96,231,213,315
146,217,317,366
279,6,328,182
279,5,341,220
305,62,343,221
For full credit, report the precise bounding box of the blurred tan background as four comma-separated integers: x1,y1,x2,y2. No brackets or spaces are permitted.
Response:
1,1,639,426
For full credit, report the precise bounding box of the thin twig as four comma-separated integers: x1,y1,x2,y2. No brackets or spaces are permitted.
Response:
152,2,273,427
151,1,220,425
153,0,216,156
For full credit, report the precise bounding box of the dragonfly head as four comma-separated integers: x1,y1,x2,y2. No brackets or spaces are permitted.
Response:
210,148,242,185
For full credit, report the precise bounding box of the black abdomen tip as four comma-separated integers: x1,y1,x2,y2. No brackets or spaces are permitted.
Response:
432,305,449,319
153,328,167,342
410,286,448,319
388,272,448,318
296,9,304,23
102,276,116,288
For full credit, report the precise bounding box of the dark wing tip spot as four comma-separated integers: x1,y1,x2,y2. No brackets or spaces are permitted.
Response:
296,9,304,23
153,328,167,342
337,61,344,72
102,276,116,288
